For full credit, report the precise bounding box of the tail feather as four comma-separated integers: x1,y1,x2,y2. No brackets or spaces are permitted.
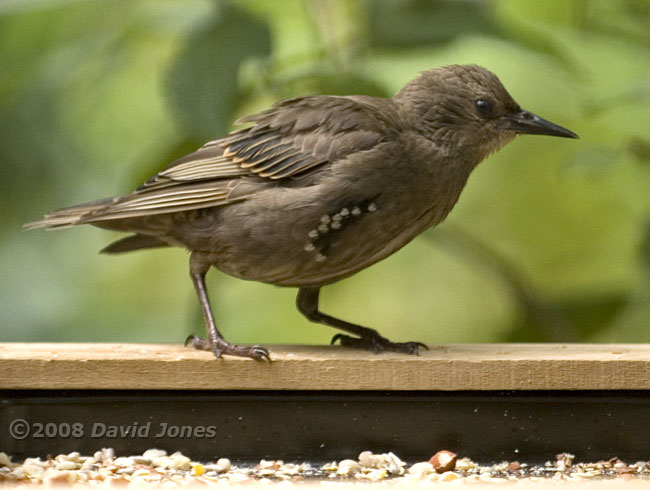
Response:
101,234,170,254
23,198,114,230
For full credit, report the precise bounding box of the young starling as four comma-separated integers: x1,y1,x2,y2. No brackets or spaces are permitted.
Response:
26,65,578,360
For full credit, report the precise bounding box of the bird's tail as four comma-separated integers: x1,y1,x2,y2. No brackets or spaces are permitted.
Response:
23,198,113,230
24,199,172,254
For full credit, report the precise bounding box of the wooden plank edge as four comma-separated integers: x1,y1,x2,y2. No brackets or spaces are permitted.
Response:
1,343,650,390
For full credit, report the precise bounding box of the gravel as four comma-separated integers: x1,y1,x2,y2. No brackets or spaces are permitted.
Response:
0,449,649,485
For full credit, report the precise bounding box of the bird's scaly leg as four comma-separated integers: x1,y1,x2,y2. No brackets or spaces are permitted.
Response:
185,252,270,361
296,287,427,355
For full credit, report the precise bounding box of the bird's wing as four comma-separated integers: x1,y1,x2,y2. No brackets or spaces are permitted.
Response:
26,180,239,227
142,95,393,188
63,95,394,222
27,96,395,228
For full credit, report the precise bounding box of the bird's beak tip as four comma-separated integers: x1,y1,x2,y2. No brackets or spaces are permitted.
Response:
506,109,578,140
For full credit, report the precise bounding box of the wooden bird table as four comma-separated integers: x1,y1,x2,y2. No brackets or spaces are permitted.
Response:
2,343,650,463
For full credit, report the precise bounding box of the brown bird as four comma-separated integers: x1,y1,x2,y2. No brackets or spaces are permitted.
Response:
25,65,578,360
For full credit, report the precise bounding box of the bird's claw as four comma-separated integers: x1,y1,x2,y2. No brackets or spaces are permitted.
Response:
331,333,428,355
185,334,271,362
184,334,201,347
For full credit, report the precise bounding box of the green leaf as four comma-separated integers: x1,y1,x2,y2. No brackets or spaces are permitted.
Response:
280,70,390,98
166,2,271,141
369,0,497,47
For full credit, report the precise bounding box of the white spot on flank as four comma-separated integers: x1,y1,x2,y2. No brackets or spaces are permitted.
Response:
315,253,327,262
320,215,331,224
318,223,328,233
368,202,377,212
351,207,361,216
308,229,318,239
332,214,341,222
340,208,349,217
330,221,341,230
304,243,315,252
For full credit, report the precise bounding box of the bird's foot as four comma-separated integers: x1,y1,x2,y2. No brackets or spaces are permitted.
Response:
184,334,271,361
330,333,428,355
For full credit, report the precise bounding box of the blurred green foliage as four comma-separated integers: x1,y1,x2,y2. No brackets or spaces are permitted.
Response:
2,0,649,346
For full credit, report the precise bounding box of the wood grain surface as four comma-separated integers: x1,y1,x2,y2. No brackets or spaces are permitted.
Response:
1,343,650,391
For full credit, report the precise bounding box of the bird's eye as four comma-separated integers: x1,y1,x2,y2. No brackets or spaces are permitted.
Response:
475,99,492,118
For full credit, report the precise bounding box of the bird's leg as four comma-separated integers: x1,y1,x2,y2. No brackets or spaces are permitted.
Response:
185,252,270,361
296,287,427,355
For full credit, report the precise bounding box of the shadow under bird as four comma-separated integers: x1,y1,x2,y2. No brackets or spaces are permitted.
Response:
26,65,578,360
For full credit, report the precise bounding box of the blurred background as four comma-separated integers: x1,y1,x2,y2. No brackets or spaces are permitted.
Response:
2,0,649,346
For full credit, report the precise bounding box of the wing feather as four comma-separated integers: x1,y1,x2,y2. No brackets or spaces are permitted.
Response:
74,182,236,222
29,95,397,228
150,95,393,188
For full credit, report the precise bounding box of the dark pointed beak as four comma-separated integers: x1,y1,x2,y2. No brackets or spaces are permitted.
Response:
504,109,578,139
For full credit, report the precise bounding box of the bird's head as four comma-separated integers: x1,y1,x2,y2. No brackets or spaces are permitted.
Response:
394,64,578,163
